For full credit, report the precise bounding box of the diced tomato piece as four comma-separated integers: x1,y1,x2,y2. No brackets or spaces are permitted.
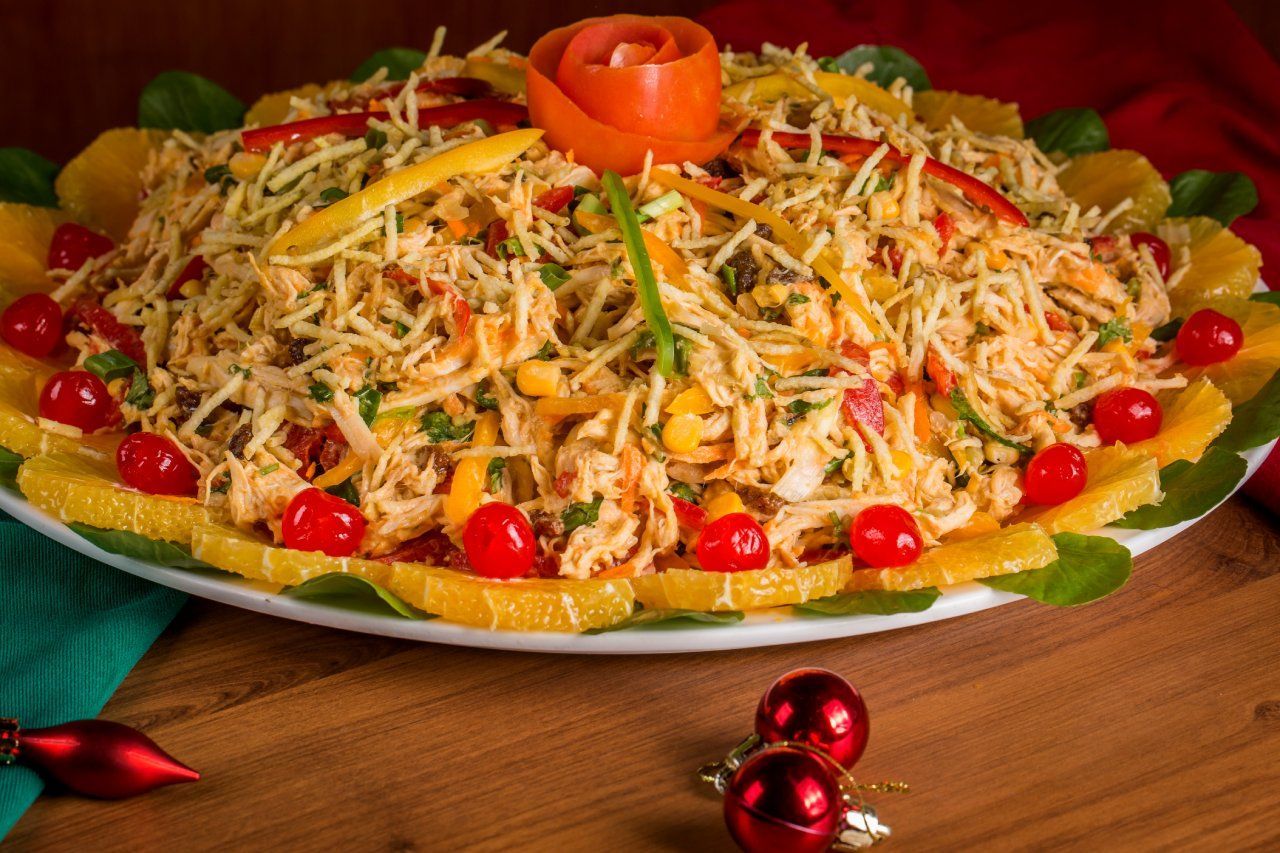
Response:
532,185,575,214
671,495,708,529
485,219,511,258
553,471,575,498
841,378,886,437
886,245,904,276
71,299,146,365
925,347,956,395
934,212,955,255
1044,311,1072,333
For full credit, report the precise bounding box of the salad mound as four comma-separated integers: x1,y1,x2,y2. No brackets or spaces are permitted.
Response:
0,15,1275,631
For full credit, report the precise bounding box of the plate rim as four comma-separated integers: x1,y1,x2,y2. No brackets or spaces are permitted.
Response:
0,439,1271,654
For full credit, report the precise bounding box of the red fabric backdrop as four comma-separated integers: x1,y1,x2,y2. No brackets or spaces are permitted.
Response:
698,0,1280,511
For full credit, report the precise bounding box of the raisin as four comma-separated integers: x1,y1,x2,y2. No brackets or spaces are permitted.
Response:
767,265,799,284
175,386,201,417
530,509,565,538
286,338,311,366
701,158,739,180
1067,401,1094,430
228,424,253,459
726,250,760,291
740,484,786,518
754,223,773,241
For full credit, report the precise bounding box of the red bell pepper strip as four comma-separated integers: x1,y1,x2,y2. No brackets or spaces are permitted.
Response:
484,219,510,258
532,185,575,214
925,347,956,395
933,211,955,255
738,130,1028,227
832,342,885,441
671,495,708,529
383,266,471,337
331,76,495,110
166,256,207,299
241,100,530,153
72,299,146,366
1044,311,1072,333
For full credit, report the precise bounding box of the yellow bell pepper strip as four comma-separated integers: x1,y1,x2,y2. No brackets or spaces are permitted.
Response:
268,128,543,259
602,170,675,377
311,450,363,490
444,411,500,526
723,72,910,121
648,170,878,330
534,393,629,418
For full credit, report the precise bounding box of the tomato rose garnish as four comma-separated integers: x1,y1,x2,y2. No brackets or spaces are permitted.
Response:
527,14,736,175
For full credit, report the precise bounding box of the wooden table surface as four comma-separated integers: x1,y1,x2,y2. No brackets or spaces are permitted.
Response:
6,2,1280,850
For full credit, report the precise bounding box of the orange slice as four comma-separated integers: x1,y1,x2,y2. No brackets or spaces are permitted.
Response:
1129,378,1231,467
914,90,1023,138
1023,446,1161,534
18,452,207,544
191,523,393,587
0,203,65,296
245,83,324,127
631,556,851,612
846,523,1056,591
1182,297,1280,405
388,562,635,632
1057,150,1171,233
56,128,165,241
1156,217,1262,318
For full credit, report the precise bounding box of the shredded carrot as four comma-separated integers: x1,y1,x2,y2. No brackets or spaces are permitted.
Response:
618,444,643,513
597,560,637,579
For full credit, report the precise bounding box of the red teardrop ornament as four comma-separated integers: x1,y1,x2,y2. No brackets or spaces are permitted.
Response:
723,745,843,853
755,668,869,768
2,718,199,799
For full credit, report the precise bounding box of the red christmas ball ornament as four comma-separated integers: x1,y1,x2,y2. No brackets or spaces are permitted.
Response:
756,668,870,769
1,717,198,799
723,745,844,853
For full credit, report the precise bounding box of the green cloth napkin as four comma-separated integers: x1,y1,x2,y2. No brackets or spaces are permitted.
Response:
0,511,185,839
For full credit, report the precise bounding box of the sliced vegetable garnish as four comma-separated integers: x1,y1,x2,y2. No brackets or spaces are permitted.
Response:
979,532,1131,606
950,388,1030,453
1024,107,1110,157
742,130,1028,227
602,170,675,376
1167,169,1259,226
138,71,246,133
268,128,542,259
0,148,59,207
1113,447,1246,530
241,100,528,153
283,572,427,619
796,587,940,616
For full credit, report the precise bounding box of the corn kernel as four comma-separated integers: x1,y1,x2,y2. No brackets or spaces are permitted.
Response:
751,283,789,308
868,191,899,221
965,243,1009,271
890,450,913,476
229,152,267,181
516,360,561,397
863,267,898,302
666,385,715,416
705,491,745,522
661,413,703,454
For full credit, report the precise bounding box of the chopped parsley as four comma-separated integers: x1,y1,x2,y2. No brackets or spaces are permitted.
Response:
228,364,252,378
319,186,349,204
561,496,603,535
393,320,410,338
486,457,506,492
308,382,333,403
203,164,232,185
83,349,153,409
353,385,381,425
1151,318,1183,342
419,410,475,443
534,340,556,360
786,293,811,306
787,397,832,417
364,128,387,150
325,477,360,506
539,263,570,290
1096,318,1133,348
751,376,775,399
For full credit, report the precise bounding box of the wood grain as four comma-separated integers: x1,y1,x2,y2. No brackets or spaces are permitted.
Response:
5,1,1280,849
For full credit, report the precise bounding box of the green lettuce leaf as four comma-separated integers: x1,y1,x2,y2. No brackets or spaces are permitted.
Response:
795,587,940,616
0,446,22,489
826,45,930,91
351,48,427,82
1025,108,1110,157
283,573,427,619
0,147,59,207
1250,291,1280,307
585,607,744,633
69,523,212,569
139,71,245,133
979,532,1131,606
1213,369,1280,454
1167,170,1259,226
1113,447,1246,529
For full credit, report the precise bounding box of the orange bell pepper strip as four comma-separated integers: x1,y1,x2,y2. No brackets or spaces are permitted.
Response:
534,393,630,419
444,411,500,526
527,14,735,175
268,128,542,259
573,209,688,284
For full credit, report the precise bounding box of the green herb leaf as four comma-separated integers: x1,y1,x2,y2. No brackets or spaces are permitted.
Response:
787,397,832,416
325,477,360,506
630,330,655,359
979,532,1131,605
319,186,349,204
950,388,1031,454
0,148,59,207
533,340,555,360
124,370,155,410
539,263,571,290
1212,369,1280,453
350,48,427,82
752,376,774,400
69,523,213,569
585,607,745,633
786,293,811,306
353,385,381,425
1250,291,1280,307
283,572,426,619
82,349,138,383
1095,317,1132,348
561,496,603,535
0,446,23,489
419,410,475,443
1167,170,1259,226
1025,108,1110,157
486,457,506,492
603,170,675,377
828,45,930,91
475,383,499,411
796,586,941,616
364,128,388,151
203,164,232,185
1151,318,1183,342
138,70,245,133
308,382,334,403
1113,447,1246,529
392,320,410,338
